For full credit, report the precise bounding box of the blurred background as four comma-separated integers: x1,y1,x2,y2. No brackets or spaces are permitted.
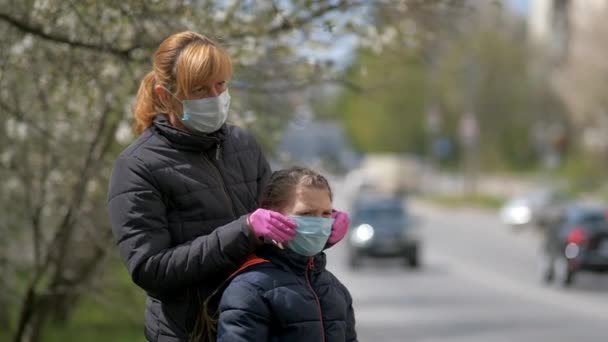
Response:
2,0,608,341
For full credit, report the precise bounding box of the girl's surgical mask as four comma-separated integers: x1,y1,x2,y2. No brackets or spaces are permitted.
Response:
286,216,334,256
163,87,230,134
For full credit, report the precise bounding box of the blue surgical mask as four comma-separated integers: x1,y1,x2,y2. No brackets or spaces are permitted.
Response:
164,87,231,134
287,216,334,256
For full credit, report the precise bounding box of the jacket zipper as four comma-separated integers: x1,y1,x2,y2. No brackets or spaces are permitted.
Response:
202,148,236,218
305,257,326,342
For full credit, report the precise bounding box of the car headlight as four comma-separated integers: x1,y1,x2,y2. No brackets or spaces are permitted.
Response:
509,206,531,224
351,224,374,245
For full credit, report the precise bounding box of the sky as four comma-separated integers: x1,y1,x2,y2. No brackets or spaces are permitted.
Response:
299,0,532,70
508,0,530,15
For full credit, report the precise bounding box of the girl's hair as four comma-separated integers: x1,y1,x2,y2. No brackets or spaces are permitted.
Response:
260,166,333,210
133,31,233,135
190,166,332,342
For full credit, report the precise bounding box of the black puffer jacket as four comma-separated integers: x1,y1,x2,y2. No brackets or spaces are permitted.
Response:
217,245,358,342
107,114,271,341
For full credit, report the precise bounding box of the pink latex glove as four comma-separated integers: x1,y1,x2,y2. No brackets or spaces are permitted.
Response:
248,209,297,243
328,209,350,245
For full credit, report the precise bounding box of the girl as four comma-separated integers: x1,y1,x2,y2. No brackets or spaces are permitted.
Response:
193,166,357,341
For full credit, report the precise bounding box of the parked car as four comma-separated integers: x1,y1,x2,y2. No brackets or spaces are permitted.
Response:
538,204,608,287
499,188,568,229
347,192,421,269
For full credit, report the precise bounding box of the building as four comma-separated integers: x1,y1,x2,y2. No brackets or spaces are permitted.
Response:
528,0,608,64
528,0,608,154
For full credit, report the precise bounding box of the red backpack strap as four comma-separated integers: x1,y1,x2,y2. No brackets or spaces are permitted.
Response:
228,254,269,281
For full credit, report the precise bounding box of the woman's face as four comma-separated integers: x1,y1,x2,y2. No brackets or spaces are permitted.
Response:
187,79,228,100
281,185,332,218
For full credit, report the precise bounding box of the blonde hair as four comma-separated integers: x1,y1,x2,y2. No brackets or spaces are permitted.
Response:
132,31,233,135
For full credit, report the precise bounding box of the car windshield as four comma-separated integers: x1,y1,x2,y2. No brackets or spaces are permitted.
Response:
581,214,605,224
357,207,404,220
564,208,608,231
579,212,608,230
353,199,407,228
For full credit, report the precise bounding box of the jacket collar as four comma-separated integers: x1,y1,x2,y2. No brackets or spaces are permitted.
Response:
152,114,226,152
257,244,327,275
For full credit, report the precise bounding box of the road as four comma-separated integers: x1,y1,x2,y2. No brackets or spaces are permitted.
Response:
325,195,608,342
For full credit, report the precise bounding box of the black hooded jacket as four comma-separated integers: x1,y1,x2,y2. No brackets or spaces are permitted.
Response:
107,114,271,341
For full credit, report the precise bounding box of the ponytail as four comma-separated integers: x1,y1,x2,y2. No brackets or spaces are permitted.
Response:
190,289,221,342
190,255,269,342
132,71,160,135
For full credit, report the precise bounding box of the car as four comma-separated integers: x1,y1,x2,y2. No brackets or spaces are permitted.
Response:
538,204,608,287
347,192,421,269
499,188,568,229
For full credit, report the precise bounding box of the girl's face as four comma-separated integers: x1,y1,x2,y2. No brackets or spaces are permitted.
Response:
281,185,332,218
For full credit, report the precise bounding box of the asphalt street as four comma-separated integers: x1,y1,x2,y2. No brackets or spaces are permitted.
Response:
325,183,608,342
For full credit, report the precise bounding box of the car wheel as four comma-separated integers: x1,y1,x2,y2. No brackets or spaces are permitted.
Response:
537,253,554,284
553,257,575,287
349,252,362,270
407,253,420,269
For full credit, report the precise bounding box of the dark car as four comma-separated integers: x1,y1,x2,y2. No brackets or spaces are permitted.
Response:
347,192,420,269
538,204,608,287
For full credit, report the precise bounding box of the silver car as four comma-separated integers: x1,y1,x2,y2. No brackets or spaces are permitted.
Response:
499,189,567,228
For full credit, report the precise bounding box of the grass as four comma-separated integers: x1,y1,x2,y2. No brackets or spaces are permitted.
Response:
43,263,147,342
42,321,144,342
42,291,145,342
4,259,147,342
424,193,505,209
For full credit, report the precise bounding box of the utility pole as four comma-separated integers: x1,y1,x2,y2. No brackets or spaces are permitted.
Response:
461,53,481,196
459,111,479,195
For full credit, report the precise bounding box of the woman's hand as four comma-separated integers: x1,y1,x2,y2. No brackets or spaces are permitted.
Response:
328,210,350,245
248,209,297,243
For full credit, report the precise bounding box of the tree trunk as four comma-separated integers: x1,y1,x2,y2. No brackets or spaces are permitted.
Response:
0,297,9,333
27,299,50,342
48,291,80,324
12,288,51,342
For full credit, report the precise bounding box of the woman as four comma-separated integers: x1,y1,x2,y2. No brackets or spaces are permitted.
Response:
107,31,350,342
206,167,357,342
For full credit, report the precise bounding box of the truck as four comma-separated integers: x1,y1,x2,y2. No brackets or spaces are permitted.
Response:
344,153,422,201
